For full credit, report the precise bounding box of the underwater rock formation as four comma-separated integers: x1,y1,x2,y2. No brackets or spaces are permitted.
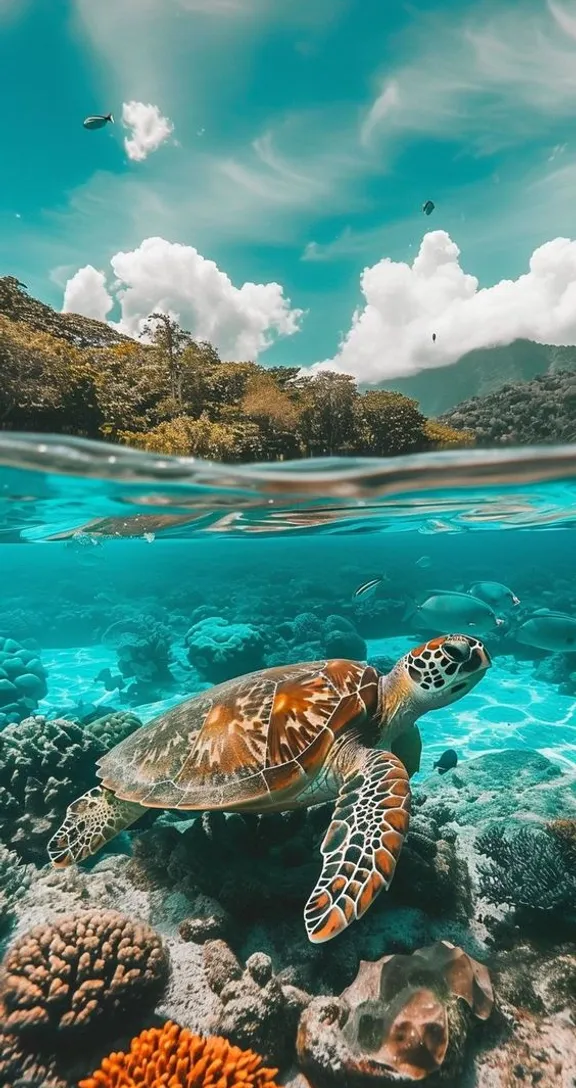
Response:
201,939,310,1068
0,842,31,937
477,823,576,922
79,1021,280,1088
0,634,48,726
185,616,266,683
0,908,169,1039
297,941,494,1086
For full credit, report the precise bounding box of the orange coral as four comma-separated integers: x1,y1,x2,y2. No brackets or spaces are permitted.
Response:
80,1021,279,1088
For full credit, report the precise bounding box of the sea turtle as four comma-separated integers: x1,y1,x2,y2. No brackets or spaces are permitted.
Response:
48,634,490,942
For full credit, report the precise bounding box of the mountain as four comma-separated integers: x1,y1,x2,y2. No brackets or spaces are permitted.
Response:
0,276,129,349
383,340,576,417
439,369,576,446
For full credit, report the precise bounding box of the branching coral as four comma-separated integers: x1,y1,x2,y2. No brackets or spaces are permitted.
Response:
185,617,265,683
477,824,576,915
0,909,169,1038
0,634,48,727
78,1021,279,1088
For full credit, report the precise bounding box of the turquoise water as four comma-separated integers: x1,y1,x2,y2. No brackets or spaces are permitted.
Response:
2,433,576,1085
2,435,576,773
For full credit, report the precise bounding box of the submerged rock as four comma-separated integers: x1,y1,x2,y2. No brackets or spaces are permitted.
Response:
297,941,494,1086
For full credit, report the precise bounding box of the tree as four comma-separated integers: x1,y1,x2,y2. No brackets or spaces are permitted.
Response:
241,371,302,459
295,372,359,456
354,390,428,456
121,413,264,461
142,312,193,406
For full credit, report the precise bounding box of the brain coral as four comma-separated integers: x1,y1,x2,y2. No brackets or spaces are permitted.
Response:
0,715,111,863
79,1022,279,1088
185,617,265,683
0,634,48,726
0,909,169,1038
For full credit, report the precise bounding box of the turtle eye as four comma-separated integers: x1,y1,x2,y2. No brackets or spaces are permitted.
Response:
443,639,471,663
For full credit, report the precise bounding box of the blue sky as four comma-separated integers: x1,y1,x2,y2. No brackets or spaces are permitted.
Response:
2,0,576,378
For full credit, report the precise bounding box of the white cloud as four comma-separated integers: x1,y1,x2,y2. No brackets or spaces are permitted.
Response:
360,80,400,148
122,101,174,162
62,236,302,359
312,230,576,383
63,266,113,321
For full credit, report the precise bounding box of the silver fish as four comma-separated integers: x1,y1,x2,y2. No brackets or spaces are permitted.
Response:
469,581,520,609
416,555,432,569
408,590,504,634
353,577,383,600
83,113,114,130
515,612,576,652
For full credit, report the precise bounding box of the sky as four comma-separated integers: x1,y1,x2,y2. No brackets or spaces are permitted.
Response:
3,0,576,382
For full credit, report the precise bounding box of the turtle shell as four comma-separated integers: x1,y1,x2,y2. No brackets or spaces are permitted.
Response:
96,659,379,810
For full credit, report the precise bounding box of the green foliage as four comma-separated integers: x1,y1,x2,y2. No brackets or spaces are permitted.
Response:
0,275,477,461
440,369,576,446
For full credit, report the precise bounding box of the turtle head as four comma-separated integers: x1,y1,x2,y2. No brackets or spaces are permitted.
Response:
377,634,491,731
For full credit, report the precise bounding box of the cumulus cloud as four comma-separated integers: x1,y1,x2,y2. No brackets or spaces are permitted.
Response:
122,101,174,162
312,230,576,383
62,237,302,359
63,266,113,321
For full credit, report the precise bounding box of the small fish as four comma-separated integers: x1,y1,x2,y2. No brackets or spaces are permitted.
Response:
415,555,432,569
422,199,435,215
406,590,504,634
433,749,458,775
143,532,155,543
515,612,576,652
95,668,125,692
83,113,114,130
469,581,520,609
432,332,436,342
353,577,384,600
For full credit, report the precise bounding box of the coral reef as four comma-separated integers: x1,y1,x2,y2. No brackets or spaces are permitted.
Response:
201,939,310,1067
0,634,48,726
477,823,576,920
414,749,576,832
297,942,493,1086
0,909,169,1039
84,709,143,749
133,806,471,931
78,1021,280,1088
185,617,266,683
0,841,32,937
0,715,109,863
0,1026,69,1088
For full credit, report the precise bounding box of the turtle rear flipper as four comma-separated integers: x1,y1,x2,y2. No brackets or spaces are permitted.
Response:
304,748,410,943
48,786,143,867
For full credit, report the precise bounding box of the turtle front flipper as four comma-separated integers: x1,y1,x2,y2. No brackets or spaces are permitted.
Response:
304,748,410,943
47,786,143,868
